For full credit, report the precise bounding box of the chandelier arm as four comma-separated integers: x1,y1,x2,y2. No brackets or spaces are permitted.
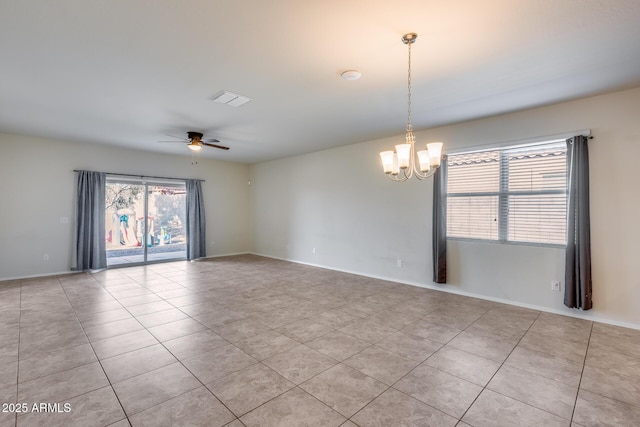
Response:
387,173,408,182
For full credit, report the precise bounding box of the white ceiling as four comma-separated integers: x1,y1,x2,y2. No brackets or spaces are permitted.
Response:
1,0,640,163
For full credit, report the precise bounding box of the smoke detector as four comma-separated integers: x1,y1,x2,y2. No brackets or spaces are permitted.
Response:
341,70,362,81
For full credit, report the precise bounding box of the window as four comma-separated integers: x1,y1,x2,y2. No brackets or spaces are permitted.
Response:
105,178,187,266
446,141,567,246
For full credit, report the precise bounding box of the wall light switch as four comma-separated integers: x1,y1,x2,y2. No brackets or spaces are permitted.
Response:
60,217,69,224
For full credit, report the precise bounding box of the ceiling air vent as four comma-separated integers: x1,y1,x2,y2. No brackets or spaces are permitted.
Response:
210,90,253,107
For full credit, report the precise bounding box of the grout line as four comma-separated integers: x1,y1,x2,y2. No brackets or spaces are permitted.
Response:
14,259,638,426
570,321,594,424
57,274,132,426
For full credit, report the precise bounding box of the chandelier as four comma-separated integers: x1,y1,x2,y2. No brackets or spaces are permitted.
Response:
380,33,443,181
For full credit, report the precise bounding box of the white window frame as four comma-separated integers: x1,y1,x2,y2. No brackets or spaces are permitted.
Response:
444,132,588,248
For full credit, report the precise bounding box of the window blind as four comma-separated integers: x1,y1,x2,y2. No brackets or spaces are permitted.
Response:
447,141,567,245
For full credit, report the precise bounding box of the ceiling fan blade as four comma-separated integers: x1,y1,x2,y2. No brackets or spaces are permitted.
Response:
165,134,188,141
202,142,230,150
157,140,187,143
205,138,220,143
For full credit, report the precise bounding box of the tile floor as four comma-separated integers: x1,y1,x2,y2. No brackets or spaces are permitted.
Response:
1,254,639,426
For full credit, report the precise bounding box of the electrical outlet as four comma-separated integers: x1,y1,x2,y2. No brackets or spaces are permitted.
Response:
59,217,69,224
551,280,561,291
43,254,49,262
397,259,403,267
312,247,316,254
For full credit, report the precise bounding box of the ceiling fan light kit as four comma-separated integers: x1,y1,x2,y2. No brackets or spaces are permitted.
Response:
158,131,230,152
379,33,444,182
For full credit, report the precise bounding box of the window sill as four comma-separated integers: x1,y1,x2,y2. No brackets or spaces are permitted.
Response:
446,237,565,249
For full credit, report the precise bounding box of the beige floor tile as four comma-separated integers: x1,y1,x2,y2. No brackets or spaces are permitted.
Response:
488,365,577,420
84,318,144,342
528,313,592,344
112,362,201,416
519,331,588,363
310,309,361,328
462,389,569,427
92,330,158,360
11,257,640,425
252,307,313,329
18,362,109,404
306,331,371,361
367,309,423,330
580,364,640,408
207,363,294,416
376,331,442,362
351,388,457,427
129,387,234,427
466,321,529,342
425,346,501,386
235,330,300,360
127,301,175,316
394,364,482,418
300,364,387,417
573,389,640,427
263,344,336,384
16,386,125,427
18,343,97,383
585,341,640,380
194,308,248,328
18,328,89,359
240,387,345,427
19,319,82,342
214,318,272,343
344,346,419,386
421,308,487,330
447,330,516,362
101,344,177,383
0,362,17,390
182,344,256,383
77,308,133,329
506,346,583,387
163,330,228,360
590,323,640,356
337,301,383,318
402,320,461,344
135,308,189,328
338,317,398,344
147,318,207,342
277,318,334,343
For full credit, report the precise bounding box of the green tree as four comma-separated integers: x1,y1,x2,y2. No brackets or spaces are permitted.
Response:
106,184,142,212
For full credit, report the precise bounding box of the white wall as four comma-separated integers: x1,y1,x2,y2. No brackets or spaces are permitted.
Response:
0,133,252,279
250,87,640,328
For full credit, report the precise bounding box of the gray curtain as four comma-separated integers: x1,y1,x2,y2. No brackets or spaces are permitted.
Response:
71,170,106,271
564,136,592,309
432,155,448,283
186,179,206,260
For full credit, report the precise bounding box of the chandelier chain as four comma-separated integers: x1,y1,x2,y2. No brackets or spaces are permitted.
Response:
407,41,412,131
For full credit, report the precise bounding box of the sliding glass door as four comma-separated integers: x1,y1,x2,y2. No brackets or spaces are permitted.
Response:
105,179,187,266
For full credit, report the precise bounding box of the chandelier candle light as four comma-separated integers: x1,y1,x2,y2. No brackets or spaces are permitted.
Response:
380,33,443,181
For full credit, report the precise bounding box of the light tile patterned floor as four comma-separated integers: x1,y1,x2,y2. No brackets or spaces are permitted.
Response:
1,254,639,426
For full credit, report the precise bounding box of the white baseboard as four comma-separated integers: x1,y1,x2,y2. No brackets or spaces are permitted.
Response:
201,252,251,260
250,252,640,331
0,270,81,282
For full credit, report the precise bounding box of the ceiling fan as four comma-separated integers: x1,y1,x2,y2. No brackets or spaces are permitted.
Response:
158,131,229,151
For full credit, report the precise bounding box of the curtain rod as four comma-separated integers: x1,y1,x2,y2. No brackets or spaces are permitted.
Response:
73,170,204,182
